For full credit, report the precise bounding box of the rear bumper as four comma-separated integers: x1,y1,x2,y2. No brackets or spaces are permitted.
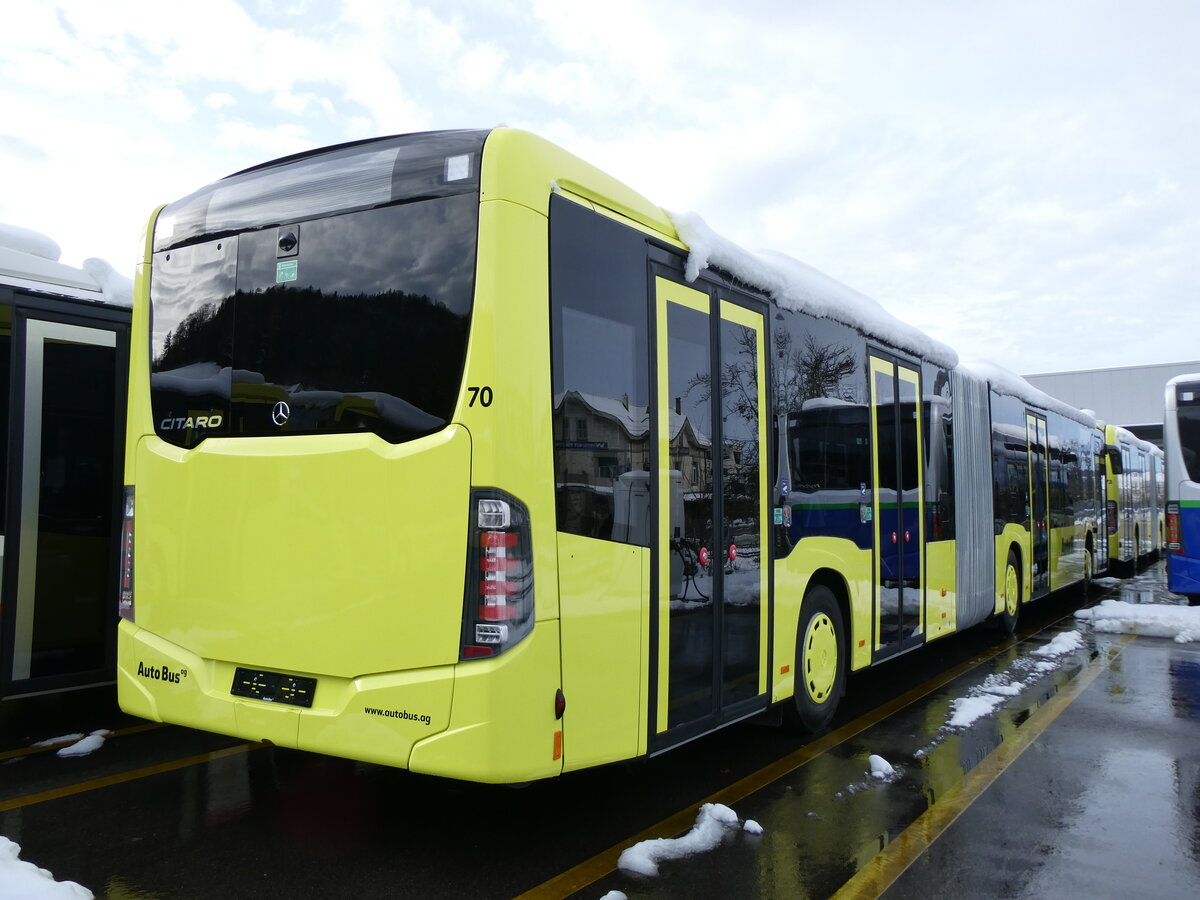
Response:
117,618,565,782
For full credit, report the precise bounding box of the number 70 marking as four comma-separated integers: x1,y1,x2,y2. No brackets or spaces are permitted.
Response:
467,386,494,407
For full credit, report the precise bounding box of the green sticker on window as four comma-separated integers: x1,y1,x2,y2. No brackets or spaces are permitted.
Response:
276,260,298,283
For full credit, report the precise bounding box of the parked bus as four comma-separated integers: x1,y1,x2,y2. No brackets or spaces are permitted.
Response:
118,129,1103,782
1103,423,1164,572
0,224,130,702
1165,374,1200,603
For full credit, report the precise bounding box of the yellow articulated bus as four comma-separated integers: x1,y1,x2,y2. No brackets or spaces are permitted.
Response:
118,129,1102,783
1102,423,1165,572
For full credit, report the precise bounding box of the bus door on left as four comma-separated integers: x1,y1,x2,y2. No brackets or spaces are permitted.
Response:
869,354,925,659
652,274,770,750
1027,412,1051,599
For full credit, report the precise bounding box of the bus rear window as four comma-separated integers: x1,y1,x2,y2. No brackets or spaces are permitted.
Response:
1177,382,1200,482
150,197,476,447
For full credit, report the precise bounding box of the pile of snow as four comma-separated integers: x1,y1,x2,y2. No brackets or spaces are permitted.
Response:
1075,600,1200,643
868,754,895,780
1032,630,1085,658
81,258,133,307
0,837,92,899
668,211,958,371
0,223,61,261
617,803,761,877
56,730,111,759
958,359,1096,427
31,730,111,758
923,629,1084,735
0,222,133,309
662,213,1100,429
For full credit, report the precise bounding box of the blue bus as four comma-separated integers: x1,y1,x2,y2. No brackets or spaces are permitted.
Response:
1165,374,1200,604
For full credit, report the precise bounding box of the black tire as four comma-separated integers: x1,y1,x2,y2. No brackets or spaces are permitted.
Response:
997,548,1021,635
786,585,846,733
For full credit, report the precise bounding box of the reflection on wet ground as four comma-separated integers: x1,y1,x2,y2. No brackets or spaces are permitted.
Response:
582,561,1200,899
3,563,1198,899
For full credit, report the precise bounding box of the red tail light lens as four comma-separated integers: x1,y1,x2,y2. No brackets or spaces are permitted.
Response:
1106,500,1118,535
118,487,135,622
1167,502,1182,553
461,489,534,660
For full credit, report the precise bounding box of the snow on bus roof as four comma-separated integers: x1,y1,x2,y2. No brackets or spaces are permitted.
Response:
0,222,133,308
1110,424,1161,455
958,359,1096,427
668,210,959,371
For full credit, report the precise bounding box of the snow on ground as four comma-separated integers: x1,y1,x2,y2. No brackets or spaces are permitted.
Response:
55,730,111,759
1032,630,1084,658
916,627,1084,747
616,802,759,877
868,754,895,779
0,838,92,900
30,734,85,748
1075,599,1200,643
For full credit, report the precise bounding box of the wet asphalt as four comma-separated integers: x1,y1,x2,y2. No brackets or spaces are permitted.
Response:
3,562,1197,900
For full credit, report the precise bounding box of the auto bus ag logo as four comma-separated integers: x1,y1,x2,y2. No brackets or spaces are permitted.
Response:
137,661,188,684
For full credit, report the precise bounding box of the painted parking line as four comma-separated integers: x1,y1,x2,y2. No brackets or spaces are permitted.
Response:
516,630,1038,900
0,741,264,813
0,722,166,762
832,633,1136,900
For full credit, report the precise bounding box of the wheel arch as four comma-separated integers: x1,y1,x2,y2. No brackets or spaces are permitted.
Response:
804,566,852,668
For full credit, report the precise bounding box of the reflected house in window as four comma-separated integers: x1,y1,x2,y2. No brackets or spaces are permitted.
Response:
552,389,713,542
667,403,712,500
554,390,650,540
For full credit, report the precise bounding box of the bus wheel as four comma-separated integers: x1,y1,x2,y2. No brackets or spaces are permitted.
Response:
998,550,1020,635
788,585,846,733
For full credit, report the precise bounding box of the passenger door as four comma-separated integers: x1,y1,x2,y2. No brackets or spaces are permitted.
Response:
652,274,770,747
1027,412,1050,598
870,354,924,658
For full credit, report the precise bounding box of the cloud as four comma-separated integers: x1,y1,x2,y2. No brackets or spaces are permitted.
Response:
0,0,1197,376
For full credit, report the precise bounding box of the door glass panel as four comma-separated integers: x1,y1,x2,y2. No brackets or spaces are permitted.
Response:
719,317,761,705
1029,414,1049,592
897,371,922,639
666,302,714,728
873,364,900,648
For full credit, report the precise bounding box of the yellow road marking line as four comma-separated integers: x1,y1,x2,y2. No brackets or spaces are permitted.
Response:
515,631,1036,900
0,741,263,813
831,633,1136,900
0,722,166,761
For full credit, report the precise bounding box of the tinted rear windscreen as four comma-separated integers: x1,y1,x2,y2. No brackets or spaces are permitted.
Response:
150,195,476,446
1177,382,1200,481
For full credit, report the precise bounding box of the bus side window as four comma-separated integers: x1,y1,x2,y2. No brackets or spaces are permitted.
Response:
549,195,651,546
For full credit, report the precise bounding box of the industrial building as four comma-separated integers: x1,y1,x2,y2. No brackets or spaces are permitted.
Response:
1024,361,1200,448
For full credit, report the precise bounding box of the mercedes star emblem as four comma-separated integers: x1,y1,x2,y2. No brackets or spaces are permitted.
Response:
271,401,291,427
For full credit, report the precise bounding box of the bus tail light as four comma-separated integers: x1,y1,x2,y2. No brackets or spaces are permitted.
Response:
461,489,534,660
1167,501,1182,553
118,487,135,621
1106,500,1118,535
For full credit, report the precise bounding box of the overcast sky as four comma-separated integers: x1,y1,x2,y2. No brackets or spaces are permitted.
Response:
2,0,1197,375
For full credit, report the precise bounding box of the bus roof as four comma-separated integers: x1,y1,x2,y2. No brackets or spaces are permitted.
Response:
0,222,132,306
